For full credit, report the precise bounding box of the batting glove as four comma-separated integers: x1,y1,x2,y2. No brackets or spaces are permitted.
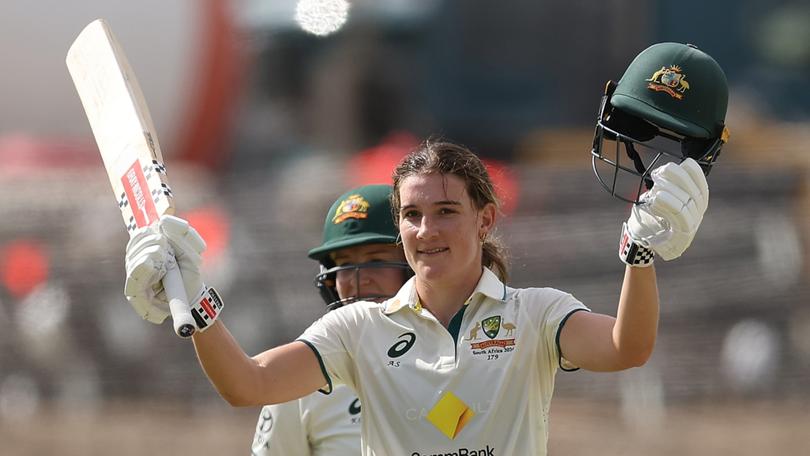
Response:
124,215,224,331
620,158,709,265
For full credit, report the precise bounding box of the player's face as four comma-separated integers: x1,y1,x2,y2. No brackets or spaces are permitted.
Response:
398,173,495,284
331,243,407,302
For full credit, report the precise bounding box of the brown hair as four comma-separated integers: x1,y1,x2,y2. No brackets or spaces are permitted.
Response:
391,139,509,281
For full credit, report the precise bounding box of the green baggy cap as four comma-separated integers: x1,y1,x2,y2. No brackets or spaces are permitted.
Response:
308,184,398,263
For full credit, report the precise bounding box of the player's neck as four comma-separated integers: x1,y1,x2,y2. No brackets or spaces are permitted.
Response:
415,267,483,328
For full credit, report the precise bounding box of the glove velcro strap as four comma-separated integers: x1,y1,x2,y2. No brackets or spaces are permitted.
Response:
190,286,224,331
619,223,654,267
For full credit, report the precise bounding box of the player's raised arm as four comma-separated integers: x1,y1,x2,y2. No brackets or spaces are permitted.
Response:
560,42,729,372
561,159,710,371
193,324,326,406
124,215,327,406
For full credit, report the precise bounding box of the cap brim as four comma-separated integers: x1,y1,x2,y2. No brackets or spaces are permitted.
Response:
612,94,712,138
308,233,398,261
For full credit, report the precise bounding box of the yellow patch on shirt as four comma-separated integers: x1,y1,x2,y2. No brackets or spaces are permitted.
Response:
426,391,475,439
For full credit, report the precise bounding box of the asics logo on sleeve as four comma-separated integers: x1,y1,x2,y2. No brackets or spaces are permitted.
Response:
387,332,416,358
257,407,273,432
349,397,362,424
349,398,362,415
251,408,274,452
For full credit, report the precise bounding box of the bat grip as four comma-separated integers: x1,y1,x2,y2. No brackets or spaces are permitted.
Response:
163,265,196,338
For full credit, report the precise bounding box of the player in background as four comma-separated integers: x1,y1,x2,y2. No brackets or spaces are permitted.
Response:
250,184,410,455
123,42,728,455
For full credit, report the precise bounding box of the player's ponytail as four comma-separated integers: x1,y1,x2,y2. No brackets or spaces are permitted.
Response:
482,235,509,282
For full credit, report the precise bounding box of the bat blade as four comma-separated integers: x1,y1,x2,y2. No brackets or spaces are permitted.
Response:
66,19,195,338
66,18,172,230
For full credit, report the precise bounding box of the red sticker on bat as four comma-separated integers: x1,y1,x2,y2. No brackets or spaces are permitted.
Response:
122,159,158,227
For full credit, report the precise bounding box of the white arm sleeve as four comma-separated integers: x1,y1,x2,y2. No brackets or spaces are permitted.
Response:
297,305,361,392
251,402,310,456
538,289,589,371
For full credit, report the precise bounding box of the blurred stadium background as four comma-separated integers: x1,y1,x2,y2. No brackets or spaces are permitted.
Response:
1,0,809,454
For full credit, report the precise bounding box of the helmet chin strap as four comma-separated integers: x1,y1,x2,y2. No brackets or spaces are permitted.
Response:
623,140,655,191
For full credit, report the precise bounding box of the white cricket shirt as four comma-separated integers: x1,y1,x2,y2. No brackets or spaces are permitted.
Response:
251,384,361,456
298,267,589,456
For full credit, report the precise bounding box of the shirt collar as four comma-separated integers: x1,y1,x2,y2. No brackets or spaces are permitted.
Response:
382,267,507,315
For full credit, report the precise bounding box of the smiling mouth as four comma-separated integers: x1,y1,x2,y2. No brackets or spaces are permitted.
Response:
418,247,449,255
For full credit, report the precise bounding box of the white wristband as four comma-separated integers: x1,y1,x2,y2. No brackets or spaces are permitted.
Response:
619,223,654,267
190,286,224,331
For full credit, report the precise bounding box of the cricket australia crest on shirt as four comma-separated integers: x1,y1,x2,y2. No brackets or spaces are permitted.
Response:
467,315,516,359
481,316,501,339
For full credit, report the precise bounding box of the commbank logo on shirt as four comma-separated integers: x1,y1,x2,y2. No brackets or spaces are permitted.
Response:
425,391,474,440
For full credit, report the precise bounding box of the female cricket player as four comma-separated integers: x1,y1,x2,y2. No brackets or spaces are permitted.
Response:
123,42,726,456
251,184,410,455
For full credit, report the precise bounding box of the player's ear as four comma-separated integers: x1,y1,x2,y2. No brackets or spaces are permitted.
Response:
478,202,497,237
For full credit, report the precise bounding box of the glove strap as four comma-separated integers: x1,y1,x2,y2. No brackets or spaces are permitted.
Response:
619,223,654,267
190,286,225,332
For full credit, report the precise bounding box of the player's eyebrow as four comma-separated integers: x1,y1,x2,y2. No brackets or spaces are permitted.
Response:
400,200,462,212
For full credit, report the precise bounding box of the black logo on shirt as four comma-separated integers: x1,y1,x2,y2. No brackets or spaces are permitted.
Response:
251,407,274,452
349,398,361,415
387,332,416,358
258,407,273,432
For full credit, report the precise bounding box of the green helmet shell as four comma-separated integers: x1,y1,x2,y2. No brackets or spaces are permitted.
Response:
308,184,398,265
611,42,728,139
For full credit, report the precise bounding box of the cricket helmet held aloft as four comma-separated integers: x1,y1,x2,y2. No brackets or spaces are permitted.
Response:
308,184,411,310
591,42,730,203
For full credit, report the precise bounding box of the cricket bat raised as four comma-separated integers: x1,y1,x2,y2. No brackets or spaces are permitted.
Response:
66,19,196,338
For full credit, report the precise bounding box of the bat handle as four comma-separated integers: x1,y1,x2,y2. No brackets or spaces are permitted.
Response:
163,265,196,338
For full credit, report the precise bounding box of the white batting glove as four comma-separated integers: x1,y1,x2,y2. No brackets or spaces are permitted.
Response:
125,215,224,330
124,224,173,323
620,158,709,265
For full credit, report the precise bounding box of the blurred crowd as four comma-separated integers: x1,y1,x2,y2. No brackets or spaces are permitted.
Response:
1,0,809,426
